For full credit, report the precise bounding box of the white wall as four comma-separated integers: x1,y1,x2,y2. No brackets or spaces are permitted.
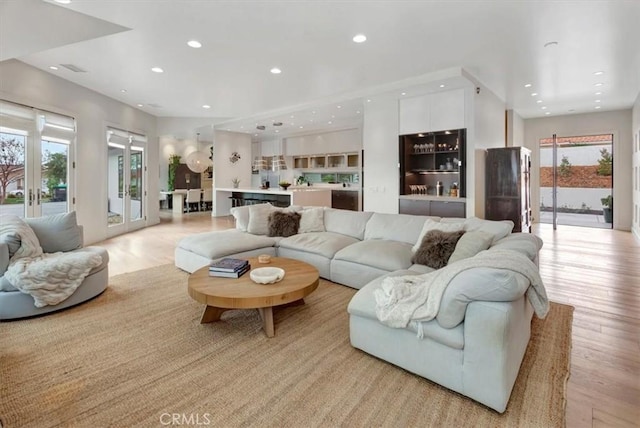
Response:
471,83,506,217
362,94,399,213
213,131,252,190
0,60,158,244
524,109,633,230
506,109,524,147
632,93,640,238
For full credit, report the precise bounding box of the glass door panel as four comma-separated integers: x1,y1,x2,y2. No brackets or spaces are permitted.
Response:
108,143,125,228
41,138,69,217
129,146,144,223
0,129,26,217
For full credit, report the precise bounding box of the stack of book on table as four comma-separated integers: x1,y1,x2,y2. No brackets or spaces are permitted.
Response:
209,258,250,278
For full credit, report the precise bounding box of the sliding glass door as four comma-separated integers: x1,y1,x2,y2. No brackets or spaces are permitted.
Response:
106,128,146,236
539,133,613,229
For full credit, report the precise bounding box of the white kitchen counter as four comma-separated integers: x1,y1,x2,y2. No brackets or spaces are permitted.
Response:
399,194,466,202
214,187,332,216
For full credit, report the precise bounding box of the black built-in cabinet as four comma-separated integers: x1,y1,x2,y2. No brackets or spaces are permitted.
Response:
485,147,532,233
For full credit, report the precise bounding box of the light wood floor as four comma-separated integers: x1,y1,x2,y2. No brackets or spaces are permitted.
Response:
97,212,640,427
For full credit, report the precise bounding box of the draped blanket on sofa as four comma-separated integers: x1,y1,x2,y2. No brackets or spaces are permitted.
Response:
1,215,102,308
374,249,549,331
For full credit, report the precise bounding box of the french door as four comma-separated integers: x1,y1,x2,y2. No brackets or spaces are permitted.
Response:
106,128,146,236
0,100,74,219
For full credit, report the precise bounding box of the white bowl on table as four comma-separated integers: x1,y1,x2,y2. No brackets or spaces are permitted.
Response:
250,267,285,284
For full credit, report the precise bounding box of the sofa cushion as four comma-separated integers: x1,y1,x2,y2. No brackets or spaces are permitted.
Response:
490,233,543,261
436,267,530,328
247,203,275,235
323,208,372,240
412,218,464,253
177,230,276,259
412,230,465,269
278,232,358,259
267,211,300,237
348,270,464,349
24,211,82,253
408,264,437,275
448,230,494,264
299,207,325,233
230,204,253,231
334,240,414,272
364,213,432,245
464,217,514,244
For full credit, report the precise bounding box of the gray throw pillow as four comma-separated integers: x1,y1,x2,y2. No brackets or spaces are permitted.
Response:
24,211,82,253
448,230,494,264
267,211,301,237
411,230,465,269
0,232,21,257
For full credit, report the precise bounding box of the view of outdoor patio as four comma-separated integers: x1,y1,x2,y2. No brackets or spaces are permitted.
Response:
539,134,613,229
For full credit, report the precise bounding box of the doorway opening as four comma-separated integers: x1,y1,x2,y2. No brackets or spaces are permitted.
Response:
539,134,613,229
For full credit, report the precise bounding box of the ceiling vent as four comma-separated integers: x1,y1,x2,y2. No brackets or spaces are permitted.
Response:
273,122,283,126
256,125,266,130
147,103,163,108
60,63,87,73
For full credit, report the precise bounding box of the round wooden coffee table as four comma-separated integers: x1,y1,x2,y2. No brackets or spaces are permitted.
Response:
188,257,319,337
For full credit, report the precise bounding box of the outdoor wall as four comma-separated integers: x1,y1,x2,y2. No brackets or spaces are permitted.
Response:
633,93,640,238
524,109,633,231
0,60,158,244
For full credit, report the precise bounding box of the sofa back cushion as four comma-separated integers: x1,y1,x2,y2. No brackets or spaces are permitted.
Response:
323,208,372,240
24,211,82,253
230,205,252,231
364,213,433,245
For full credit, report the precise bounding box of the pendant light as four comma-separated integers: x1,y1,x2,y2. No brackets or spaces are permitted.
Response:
186,133,209,173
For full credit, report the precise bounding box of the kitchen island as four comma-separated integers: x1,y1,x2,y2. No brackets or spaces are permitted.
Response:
214,187,332,216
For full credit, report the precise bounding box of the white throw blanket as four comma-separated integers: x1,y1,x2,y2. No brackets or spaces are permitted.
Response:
1,215,102,308
374,249,549,330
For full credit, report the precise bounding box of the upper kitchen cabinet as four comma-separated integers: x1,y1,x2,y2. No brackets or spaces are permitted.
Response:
399,88,465,135
285,129,361,156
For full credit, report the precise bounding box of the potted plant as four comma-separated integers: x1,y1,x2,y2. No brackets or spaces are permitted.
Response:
231,177,241,188
601,195,613,223
168,154,181,191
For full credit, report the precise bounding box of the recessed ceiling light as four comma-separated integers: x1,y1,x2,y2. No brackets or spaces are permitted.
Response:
356,110,361,114
531,93,538,97
187,40,202,48
544,41,558,48
541,106,547,110
299,126,303,129
593,71,604,75
595,100,601,103
536,100,543,104
151,67,164,73
137,104,143,107
337,105,342,109
49,66,58,70
545,112,551,115
439,84,445,88
275,130,279,133
595,91,603,95
290,115,294,118
352,34,367,43
312,111,316,114
366,99,371,103
120,89,127,93
594,82,603,87
331,115,335,118
595,105,602,109
328,121,332,124
401,92,406,96
524,83,532,88
270,67,282,74
202,105,211,109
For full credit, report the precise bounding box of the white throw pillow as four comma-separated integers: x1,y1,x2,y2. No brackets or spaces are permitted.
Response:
447,230,494,264
230,205,251,231
247,203,275,235
411,218,464,253
464,217,514,244
298,207,325,233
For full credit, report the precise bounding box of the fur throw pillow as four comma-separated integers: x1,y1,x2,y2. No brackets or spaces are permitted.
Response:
267,211,301,237
411,229,465,269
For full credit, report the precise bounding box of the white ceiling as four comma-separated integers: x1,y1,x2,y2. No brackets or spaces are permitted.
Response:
3,0,640,141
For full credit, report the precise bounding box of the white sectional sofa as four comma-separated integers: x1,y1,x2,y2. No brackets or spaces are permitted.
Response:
174,204,544,412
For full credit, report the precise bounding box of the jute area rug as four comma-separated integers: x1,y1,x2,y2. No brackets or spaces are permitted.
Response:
0,264,572,428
